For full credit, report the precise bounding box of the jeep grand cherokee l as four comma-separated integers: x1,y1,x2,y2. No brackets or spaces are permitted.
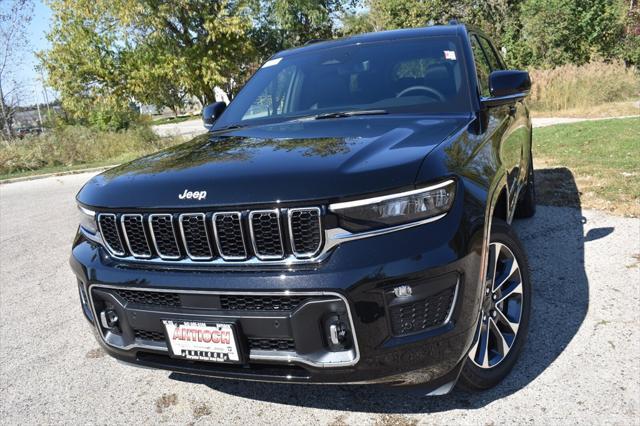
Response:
70,24,535,394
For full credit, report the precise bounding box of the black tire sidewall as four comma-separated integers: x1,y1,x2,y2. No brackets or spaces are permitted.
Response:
459,219,532,391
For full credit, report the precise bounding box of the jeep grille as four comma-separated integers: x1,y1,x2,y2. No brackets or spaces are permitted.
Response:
96,207,323,264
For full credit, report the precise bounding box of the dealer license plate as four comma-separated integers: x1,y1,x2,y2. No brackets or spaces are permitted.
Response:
163,320,240,363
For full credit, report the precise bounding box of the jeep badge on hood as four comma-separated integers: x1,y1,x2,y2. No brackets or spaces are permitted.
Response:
179,189,207,200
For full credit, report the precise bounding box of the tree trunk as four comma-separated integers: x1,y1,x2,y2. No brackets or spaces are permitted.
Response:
0,81,13,140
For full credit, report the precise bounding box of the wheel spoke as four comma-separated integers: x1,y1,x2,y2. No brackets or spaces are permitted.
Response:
496,280,523,305
493,258,519,294
479,321,491,368
495,305,519,335
488,243,502,287
469,241,525,370
489,318,510,356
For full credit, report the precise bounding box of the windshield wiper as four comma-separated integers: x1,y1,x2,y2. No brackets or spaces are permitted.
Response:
210,123,245,133
313,109,388,120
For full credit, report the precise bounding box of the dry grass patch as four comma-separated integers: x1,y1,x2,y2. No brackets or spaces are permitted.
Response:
192,402,212,419
529,62,639,115
0,125,182,179
374,414,418,426
155,393,178,413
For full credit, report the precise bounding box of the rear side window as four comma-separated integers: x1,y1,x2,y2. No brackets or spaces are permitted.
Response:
470,35,491,97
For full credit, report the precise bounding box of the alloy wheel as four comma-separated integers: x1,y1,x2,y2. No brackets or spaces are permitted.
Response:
468,242,524,369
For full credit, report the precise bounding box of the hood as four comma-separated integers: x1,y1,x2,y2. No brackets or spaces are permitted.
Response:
77,115,470,209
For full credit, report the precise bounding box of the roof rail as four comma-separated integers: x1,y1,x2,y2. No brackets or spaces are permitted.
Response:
448,19,460,25
304,39,325,45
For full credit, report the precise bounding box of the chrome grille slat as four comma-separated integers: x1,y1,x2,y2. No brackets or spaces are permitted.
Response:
97,213,125,256
249,209,285,260
120,214,152,258
148,214,181,259
179,213,214,260
212,212,248,260
288,207,323,258
96,208,322,264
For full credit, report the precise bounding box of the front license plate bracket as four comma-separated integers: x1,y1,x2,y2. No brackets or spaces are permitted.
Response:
162,320,245,364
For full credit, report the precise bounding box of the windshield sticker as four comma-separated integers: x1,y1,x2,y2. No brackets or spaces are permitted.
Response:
444,50,457,60
262,57,282,68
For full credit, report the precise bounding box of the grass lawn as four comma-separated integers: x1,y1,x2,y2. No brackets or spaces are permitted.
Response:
533,117,640,217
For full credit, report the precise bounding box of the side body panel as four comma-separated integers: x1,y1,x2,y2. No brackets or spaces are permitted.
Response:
416,26,532,300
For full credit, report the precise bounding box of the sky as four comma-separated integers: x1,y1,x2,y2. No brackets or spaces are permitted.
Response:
14,0,53,106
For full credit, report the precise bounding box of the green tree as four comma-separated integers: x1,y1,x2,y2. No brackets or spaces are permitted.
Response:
250,0,359,57
619,0,640,65
367,0,447,29
350,0,633,68
113,0,255,102
339,10,375,35
40,1,132,128
123,44,190,116
350,0,523,62
518,0,627,67
41,0,255,127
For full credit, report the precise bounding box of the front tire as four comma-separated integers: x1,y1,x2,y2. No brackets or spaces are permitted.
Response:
458,220,531,391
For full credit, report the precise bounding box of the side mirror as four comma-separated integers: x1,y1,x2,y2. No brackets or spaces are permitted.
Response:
482,70,531,107
202,102,227,126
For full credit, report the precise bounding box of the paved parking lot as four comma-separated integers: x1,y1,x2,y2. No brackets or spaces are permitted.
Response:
1,172,639,425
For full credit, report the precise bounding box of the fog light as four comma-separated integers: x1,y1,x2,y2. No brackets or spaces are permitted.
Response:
324,314,348,350
329,322,347,345
393,285,413,298
100,309,119,330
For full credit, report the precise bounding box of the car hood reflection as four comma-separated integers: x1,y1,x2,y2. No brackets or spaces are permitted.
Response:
77,115,470,208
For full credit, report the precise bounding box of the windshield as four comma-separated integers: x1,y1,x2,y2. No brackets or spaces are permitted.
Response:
214,36,471,129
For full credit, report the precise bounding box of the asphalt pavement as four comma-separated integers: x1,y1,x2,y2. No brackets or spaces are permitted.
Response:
1,172,639,425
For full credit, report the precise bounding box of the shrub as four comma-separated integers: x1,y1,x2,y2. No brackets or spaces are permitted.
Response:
529,61,640,112
0,125,181,176
87,107,136,132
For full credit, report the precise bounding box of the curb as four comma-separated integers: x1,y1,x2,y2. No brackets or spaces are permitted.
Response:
0,165,118,185
532,114,639,128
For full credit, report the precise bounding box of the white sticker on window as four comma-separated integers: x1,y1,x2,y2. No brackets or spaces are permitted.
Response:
444,50,457,60
262,57,282,68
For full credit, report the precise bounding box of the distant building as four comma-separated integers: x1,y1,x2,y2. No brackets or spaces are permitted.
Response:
13,106,62,128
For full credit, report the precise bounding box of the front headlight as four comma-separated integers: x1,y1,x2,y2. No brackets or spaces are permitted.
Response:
329,179,455,232
78,205,98,234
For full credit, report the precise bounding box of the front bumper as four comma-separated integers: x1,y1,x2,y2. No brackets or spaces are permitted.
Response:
70,199,485,389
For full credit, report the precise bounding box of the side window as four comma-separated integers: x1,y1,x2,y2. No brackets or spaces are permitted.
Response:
242,66,296,120
470,35,491,97
477,36,504,71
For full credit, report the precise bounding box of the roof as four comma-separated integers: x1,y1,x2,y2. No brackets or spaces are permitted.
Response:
276,24,466,58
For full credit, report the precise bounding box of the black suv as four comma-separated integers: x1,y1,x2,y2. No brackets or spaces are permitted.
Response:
71,24,535,394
